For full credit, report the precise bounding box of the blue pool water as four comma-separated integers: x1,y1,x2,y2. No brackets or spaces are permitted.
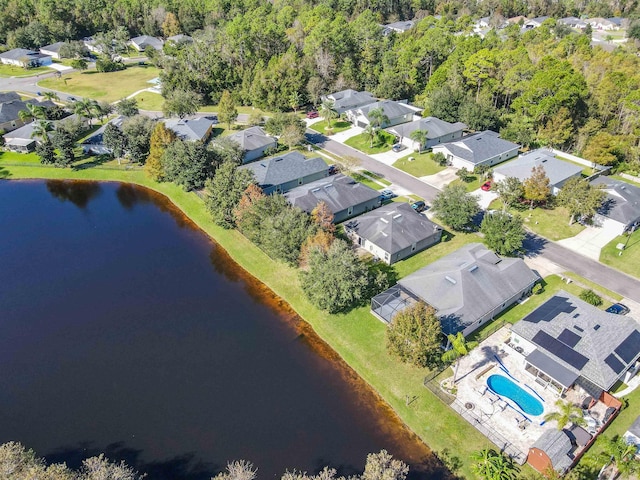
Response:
487,374,544,416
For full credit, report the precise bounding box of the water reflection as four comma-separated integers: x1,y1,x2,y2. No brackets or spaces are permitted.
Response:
45,180,101,208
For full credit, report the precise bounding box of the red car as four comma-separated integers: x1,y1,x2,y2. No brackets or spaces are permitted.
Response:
306,111,319,119
481,181,492,191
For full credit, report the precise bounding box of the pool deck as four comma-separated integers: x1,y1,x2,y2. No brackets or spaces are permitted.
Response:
450,326,567,460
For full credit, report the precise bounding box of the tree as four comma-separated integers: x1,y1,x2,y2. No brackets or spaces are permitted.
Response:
162,140,214,191
70,58,88,71
362,450,409,480
433,152,447,166
340,155,361,175
311,201,335,233
211,136,245,165
74,98,97,122
481,212,525,256
544,400,586,430
19,102,45,123
583,132,621,166
386,302,443,369
280,123,305,150
52,128,76,167
470,448,519,480
455,167,472,182
205,162,254,228
93,101,113,123
121,115,155,164
103,123,127,161
364,123,378,148
82,453,145,480
161,12,181,37
116,98,139,117
163,89,202,119
556,177,606,225
218,90,238,129
579,289,603,306
441,332,478,384
409,129,428,153
145,122,178,181
368,107,389,130
35,139,55,165
234,184,266,227
431,183,480,231
300,239,369,313
496,177,524,211
213,460,257,480
32,119,53,144
299,229,335,267
599,436,640,480
320,100,338,129
523,165,551,208
42,91,59,102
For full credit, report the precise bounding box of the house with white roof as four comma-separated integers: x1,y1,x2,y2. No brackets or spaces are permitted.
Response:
431,130,520,170
39,42,66,59
0,48,52,67
591,177,640,235
381,21,415,35
321,90,376,115
163,117,217,143
226,126,277,163
346,100,419,129
387,117,467,152
130,35,164,52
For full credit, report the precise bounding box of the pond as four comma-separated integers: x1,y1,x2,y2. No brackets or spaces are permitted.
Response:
0,180,445,480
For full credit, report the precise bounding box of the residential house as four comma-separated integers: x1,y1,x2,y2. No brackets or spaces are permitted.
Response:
590,177,640,235
607,17,626,28
163,117,217,143
130,35,164,52
510,291,640,398
381,21,415,35
0,91,21,103
0,97,55,133
166,34,193,45
345,100,418,129
493,149,582,195
344,203,442,264
507,16,529,25
226,126,277,163
371,243,539,336
431,130,520,170
5,113,89,153
40,42,66,59
81,116,126,155
239,151,329,195
558,17,587,29
524,16,550,29
585,17,620,30
387,117,467,152
623,415,640,452
321,90,376,115
284,174,381,223
0,48,52,67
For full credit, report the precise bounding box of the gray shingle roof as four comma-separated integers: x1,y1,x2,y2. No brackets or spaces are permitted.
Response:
398,243,539,335
130,36,163,50
531,430,573,473
628,415,640,437
494,149,582,187
285,174,380,214
227,126,275,152
511,291,640,391
40,42,65,53
0,48,51,62
382,21,415,33
358,100,416,121
590,177,640,227
81,116,125,146
0,98,54,124
163,117,216,142
387,117,467,139
3,122,37,140
324,90,376,111
167,34,193,43
239,152,328,188
345,203,442,255
0,91,21,103
435,131,520,165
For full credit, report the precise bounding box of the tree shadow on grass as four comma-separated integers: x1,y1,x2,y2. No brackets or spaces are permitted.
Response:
72,154,114,170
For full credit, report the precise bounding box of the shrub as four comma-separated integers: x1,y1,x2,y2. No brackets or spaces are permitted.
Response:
579,289,602,306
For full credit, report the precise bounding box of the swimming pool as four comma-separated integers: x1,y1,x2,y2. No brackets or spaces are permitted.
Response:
487,374,544,416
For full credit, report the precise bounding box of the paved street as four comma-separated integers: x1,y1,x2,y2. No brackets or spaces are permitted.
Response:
307,130,640,303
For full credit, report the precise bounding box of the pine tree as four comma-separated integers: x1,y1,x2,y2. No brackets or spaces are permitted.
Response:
145,123,178,181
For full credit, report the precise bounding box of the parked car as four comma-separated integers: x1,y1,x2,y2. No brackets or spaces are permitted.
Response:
379,189,396,201
306,111,319,119
481,181,492,191
36,91,42,96
392,143,406,153
328,164,339,175
605,303,630,315
68,96,77,102
411,200,426,212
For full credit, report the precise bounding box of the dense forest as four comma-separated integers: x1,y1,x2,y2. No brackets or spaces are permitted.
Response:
2,0,640,171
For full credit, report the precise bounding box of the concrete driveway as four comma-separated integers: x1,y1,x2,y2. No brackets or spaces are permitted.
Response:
472,188,499,209
370,148,411,166
330,126,363,142
421,167,458,189
557,224,622,261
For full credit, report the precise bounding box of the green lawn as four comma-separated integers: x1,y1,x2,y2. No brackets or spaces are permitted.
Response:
199,105,270,117
451,176,483,193
309,120,352,135
600,228,640,279
562,272,624,302
0,158,492,479
393,152,446,177
38,65,160,102
0,64,52,77
131,91,164,111
362,170,392,186
344,131,395,155
351,172,385,190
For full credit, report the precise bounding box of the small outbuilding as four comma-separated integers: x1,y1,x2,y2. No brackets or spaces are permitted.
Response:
527,429,574,474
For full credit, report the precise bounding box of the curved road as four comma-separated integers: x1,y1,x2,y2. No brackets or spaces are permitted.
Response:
307,131,640,303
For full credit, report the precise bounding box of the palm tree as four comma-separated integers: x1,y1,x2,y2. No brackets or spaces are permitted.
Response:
19,103,46,123
544,400,586,430
470,448,518,480
600,436,640,479
74,98,97,123
42,91,59,102
32,120,54,144
441,332,478,384
409,129,429,153
364,123,378,148
92,102,113,123
367,107,389,130
320,100,338,129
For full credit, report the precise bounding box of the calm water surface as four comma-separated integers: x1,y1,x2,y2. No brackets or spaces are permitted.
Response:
0,180,445,480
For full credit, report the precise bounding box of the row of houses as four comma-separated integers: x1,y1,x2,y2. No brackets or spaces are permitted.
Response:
474,14,626,32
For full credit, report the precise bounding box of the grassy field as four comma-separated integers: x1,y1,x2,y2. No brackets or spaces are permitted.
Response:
393,152,445,177
132,91,165,111
0,157,495,478
309,120,352,135
344,131,395,154
38,65,160,102
600,228,640,279
199,105,270,117
0,64,52,77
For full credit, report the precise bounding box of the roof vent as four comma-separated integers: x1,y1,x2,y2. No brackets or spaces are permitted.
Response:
445,275,457,285
542,159,547,163
380,218,389,224
574,325,584,332
469,265,478,273
594,324,601,331
393,214,402,219
312,188,321,192
573,313,580,318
